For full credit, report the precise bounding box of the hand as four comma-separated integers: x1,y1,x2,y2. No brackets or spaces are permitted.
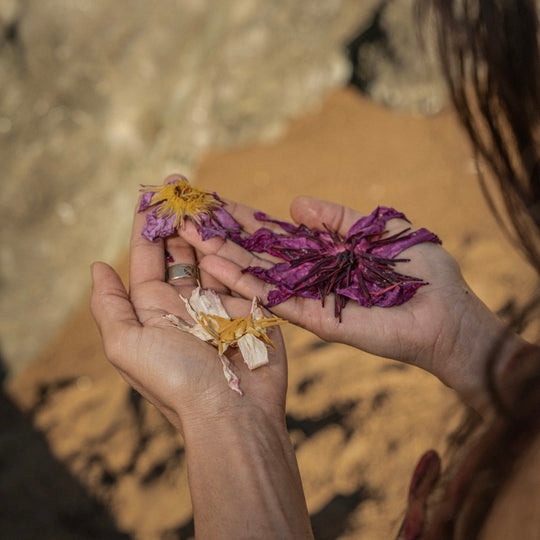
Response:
91,186,313,539
90,205,288,437
180,196,527,414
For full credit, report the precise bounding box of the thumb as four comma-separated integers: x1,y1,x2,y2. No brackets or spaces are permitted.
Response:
289,196,363,235
90,261,140,364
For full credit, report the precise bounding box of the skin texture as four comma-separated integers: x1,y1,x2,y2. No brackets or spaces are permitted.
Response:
90,179,313,539
180,195,528,417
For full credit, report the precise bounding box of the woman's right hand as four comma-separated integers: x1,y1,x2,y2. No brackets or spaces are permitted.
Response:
181,196,528,415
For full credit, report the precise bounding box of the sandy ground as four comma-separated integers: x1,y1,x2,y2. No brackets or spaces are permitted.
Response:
3,87,537,539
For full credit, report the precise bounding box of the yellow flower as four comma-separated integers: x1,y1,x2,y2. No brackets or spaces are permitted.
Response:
164,287,287,394
140,177,222,229
198,311,285,358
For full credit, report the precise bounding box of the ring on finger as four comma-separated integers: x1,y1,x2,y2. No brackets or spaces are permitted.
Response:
166,263,199,283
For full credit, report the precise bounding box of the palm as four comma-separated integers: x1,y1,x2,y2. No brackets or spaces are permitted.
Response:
180,197,479,381
132,278,287,409
285,241,469,375
91,210,288,436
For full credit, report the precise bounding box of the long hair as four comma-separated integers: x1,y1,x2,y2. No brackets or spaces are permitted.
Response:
411,1,540,537
423,0,540,269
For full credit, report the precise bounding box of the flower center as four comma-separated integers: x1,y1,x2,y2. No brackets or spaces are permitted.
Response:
196,312,286,354
145,178,222,228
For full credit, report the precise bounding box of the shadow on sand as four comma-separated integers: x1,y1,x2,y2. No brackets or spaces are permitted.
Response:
0,352,129,540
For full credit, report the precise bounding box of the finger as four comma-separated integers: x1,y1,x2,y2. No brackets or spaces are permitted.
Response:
130,173,190,288
198,254,341,333
164,232,196,267
289,196,364,234
130,205,167,287
90,261,141,363
194,247,230,293
197,254,325,329
180,220,273,270
198,254,276,304
164,233,200,288
290,196,413,235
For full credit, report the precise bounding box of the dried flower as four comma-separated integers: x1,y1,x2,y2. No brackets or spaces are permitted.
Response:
139,176,241,242
164,287,286,394
241,207,441,320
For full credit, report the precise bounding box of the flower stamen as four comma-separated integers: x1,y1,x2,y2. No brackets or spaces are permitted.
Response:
141,177,222,229
197,312,285,355
164,288,287,393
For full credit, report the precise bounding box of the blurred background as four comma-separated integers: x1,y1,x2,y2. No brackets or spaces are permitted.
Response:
0,1,536,538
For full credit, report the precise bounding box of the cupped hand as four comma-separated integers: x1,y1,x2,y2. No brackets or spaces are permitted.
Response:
180,196,525,413
90,201,288,437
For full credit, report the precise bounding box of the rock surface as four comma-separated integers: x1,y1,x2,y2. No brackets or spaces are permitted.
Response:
1,0,447,377
2,0,397,376
347,0,447,114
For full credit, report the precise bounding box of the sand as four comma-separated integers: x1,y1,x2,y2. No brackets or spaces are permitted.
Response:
4,87,536,539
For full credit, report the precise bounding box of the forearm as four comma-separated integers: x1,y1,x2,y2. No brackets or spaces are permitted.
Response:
183,407,313,539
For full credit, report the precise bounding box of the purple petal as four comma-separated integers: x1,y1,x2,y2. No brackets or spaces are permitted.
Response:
345,206,409,239
141,212,176,242
266,289,293,307
197,207,243,242
249,262,311,289
266,286,320,307
241,228,322,257
253,212,300,234
370,228,441,259
338,279,425,307
245,264,320,305
240,206,441,315
138,191,154,212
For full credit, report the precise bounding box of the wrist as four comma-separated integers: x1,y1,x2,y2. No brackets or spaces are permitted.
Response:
464,329,529,417
177,381,287,438
182,400,288,448
432,285,529,416
182,405,313,539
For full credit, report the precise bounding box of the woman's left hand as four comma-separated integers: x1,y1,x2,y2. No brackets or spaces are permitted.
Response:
90,204,288,437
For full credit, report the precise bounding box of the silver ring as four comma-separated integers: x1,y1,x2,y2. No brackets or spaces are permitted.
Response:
167,263,199,282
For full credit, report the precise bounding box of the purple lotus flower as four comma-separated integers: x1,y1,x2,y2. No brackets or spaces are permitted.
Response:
241,207,441,320
138,176,242,242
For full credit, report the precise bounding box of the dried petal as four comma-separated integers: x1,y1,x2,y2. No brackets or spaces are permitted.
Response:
164,287,286,393
186,287,230,319
242,207,441,319
198,206,243,242
163,312,214,344
138,177,241,242
237,334,269,370
141,212,176,242
219,354,243,396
